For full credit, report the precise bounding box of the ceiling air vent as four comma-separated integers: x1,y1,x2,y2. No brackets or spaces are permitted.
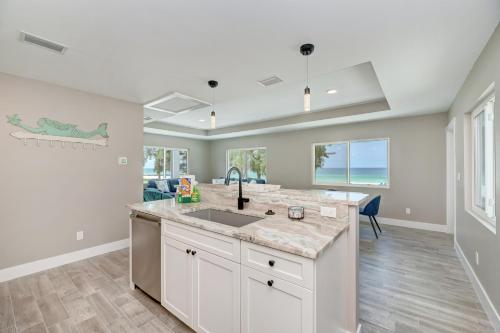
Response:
20,32,67,54
144,92,210,115
258,75,283,87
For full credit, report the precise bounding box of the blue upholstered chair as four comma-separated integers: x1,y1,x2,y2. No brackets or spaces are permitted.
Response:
360,195,382,239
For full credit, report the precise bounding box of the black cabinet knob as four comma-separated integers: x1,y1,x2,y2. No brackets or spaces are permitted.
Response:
191,251,197,256
186,249,191,254
267,280,274,287
268,260,275,267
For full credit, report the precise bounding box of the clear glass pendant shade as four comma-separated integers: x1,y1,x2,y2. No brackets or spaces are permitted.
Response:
304,87,311,112
210,110,216,129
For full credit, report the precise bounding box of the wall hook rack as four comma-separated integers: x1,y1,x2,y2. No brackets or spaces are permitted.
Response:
6,114,109,150
10,132,107,150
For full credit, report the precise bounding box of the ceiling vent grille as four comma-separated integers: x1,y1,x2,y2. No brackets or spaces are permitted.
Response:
19,32,67,54
144,92,210,115
258,75,283,87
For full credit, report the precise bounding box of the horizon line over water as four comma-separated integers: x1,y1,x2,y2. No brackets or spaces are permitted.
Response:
315,167,388,185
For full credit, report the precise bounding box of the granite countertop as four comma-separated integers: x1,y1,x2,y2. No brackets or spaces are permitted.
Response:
201,184,369,206
128,199,353,259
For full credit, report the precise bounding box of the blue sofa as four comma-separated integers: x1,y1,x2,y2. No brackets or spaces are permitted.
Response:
146,178,179,196
143,178,180,202
143,188,173,202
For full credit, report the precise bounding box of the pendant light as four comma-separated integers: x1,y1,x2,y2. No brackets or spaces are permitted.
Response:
300,44,314,112
208,80,218,129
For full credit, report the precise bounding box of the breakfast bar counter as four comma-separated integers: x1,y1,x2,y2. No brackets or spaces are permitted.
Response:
128,183,368,259
128,183,368,333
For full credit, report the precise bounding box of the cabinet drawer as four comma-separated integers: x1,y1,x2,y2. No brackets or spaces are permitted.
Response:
162,220,240,263
241,241,314,290
241,266,313,333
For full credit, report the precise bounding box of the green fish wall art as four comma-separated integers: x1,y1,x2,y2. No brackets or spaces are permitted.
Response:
6,114,109,147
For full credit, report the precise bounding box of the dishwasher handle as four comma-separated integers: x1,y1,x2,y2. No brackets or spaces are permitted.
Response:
130,212,161,225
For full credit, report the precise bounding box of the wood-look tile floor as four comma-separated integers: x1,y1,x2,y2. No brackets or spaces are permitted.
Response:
0,249,193,333
359,223,494,333
0,224,493,333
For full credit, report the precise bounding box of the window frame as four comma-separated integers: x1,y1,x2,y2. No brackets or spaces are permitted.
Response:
465,91,496,233
312,140,350,186
143,145,189,181
312,138,390,189
226,147,267,180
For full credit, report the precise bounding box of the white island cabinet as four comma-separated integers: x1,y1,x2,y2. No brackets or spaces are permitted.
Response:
162,236,193,325
161,220,241,333
160,218,352,333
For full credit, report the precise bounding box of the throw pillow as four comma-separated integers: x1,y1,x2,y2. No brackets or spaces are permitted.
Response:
155,180,169,192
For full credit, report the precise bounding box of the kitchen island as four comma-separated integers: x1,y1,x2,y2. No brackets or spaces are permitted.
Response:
128,184,368,333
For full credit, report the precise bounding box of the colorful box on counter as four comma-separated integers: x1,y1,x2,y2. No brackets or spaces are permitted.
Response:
179,175,195,203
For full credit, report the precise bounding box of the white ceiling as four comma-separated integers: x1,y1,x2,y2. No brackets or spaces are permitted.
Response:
0,0,499,136
161,62,386,129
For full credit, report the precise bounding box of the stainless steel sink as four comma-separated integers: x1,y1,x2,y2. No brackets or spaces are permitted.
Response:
183,208,262,227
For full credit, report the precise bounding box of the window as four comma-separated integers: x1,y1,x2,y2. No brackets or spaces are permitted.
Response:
314,143,348,184
143,146,188,182
466,92,495,231
313,139,389,187
226,148,267,180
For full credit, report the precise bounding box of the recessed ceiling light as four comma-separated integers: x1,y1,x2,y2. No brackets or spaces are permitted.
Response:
198,119,205,122
327,89,338,94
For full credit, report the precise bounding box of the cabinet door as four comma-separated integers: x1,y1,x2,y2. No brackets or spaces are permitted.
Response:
193,249,240,333
161,236,193,327
241,266,313,333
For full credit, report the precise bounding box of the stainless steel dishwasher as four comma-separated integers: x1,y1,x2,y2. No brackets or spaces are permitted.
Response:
131,211,161,302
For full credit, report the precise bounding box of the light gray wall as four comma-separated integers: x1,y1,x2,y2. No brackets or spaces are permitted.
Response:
210,113,448,224
144,133,211,183
0,73,143,269
448,24,500,312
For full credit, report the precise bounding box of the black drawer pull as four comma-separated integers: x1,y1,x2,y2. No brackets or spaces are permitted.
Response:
268,260,275,267
191,251,197,256
267,280,274,287
186,249,191,254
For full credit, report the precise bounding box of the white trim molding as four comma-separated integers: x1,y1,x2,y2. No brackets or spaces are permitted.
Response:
360,216,448,233
455,241,500,332
0,239,129,282
446,117,457,239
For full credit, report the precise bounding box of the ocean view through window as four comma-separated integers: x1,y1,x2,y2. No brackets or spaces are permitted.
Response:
314,139,389,187
143,146,188,182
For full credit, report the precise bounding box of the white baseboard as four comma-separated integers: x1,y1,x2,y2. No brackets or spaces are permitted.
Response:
0,238,130,282
336,323,361,333
360,216,448,233
455,241,500,332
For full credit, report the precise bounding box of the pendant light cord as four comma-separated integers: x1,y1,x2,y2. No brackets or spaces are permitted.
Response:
306,56,309,87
